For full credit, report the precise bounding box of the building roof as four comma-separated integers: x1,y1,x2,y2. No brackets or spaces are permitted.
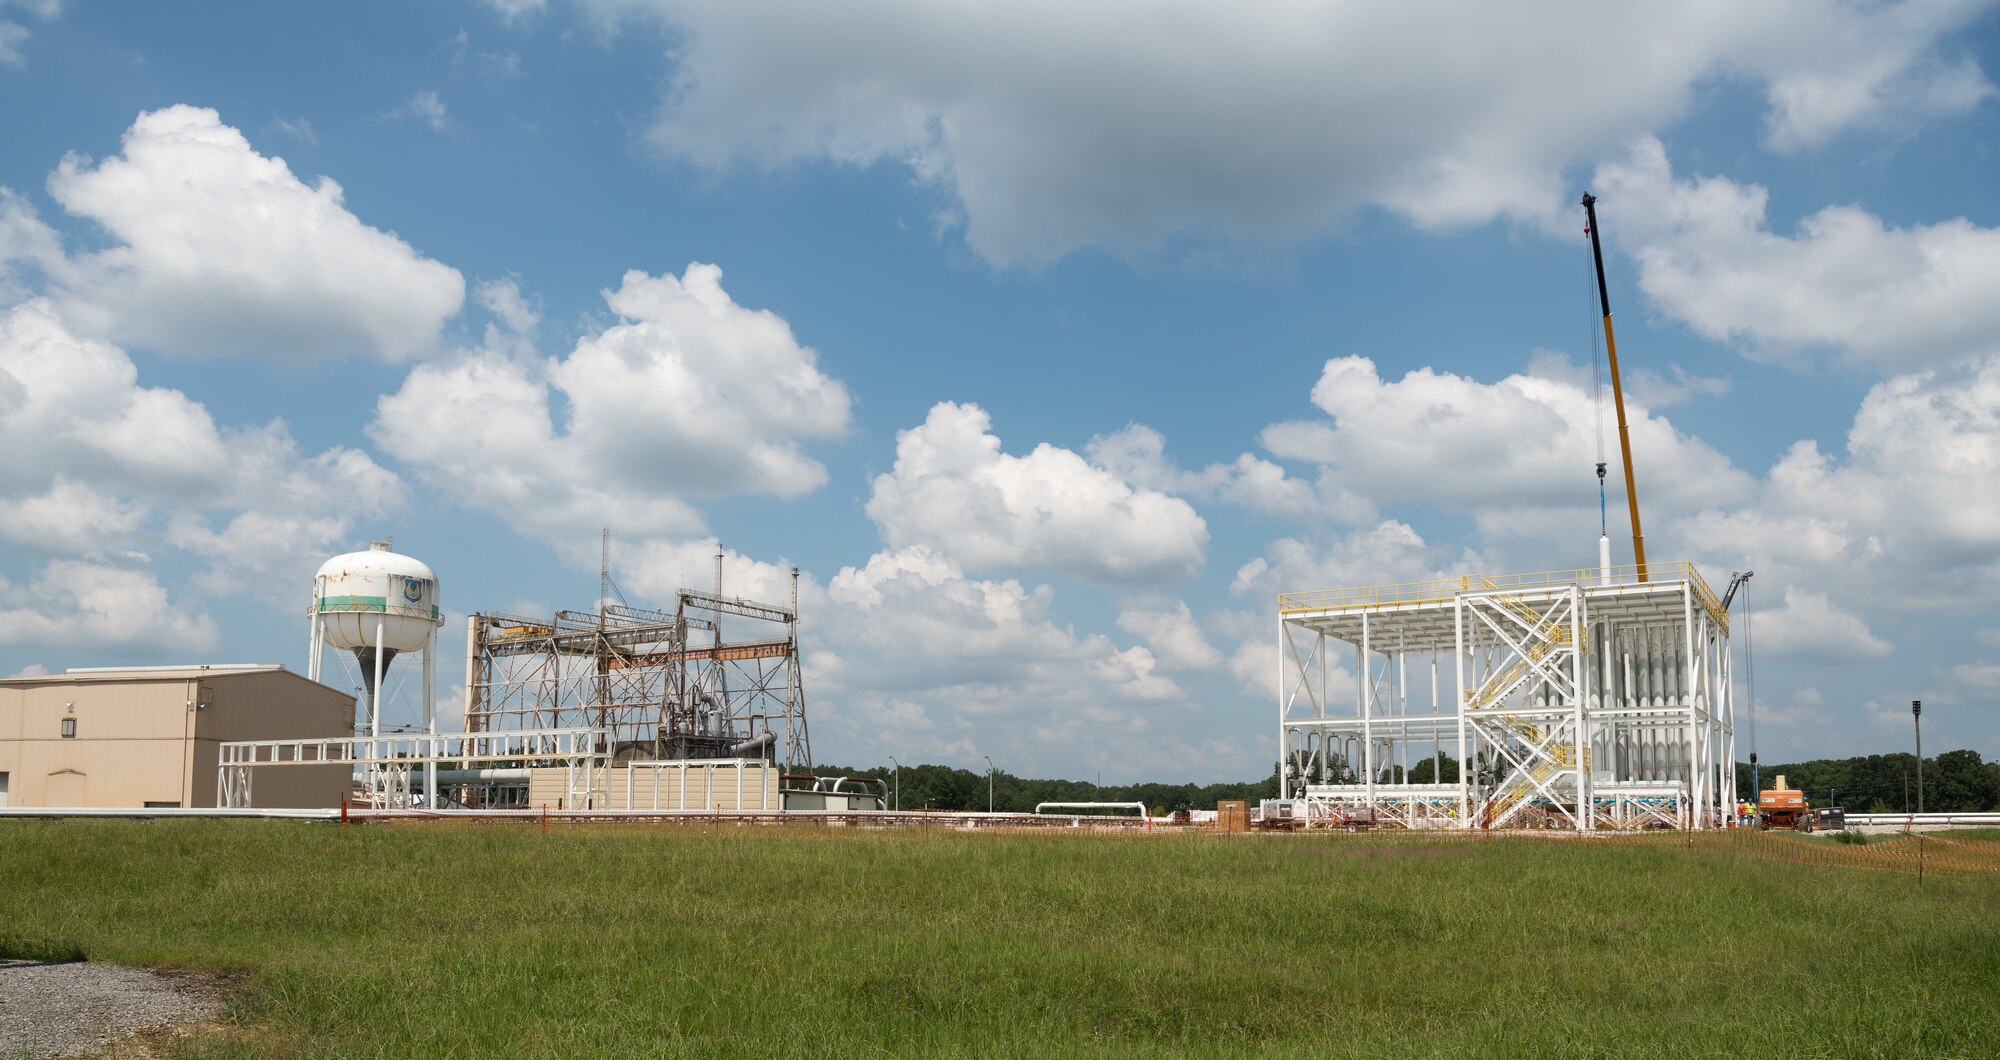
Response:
0,664,291,686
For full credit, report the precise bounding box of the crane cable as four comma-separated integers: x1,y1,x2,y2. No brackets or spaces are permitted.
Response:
1743,577,1758,799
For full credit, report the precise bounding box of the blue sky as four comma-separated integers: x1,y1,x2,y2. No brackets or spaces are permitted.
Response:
3,1,1998,782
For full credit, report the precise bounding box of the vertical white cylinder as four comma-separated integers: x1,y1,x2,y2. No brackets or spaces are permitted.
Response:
371,619,386,740
423,625,437,808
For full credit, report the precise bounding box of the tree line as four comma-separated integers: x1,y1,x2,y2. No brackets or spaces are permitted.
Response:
809,761,1279,814
1735,750,2000,813
813,748,2000,815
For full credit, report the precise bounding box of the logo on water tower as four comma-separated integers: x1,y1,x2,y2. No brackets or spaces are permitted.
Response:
402,577,425,604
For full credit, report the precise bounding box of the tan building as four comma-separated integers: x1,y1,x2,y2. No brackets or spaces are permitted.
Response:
0,665,354,809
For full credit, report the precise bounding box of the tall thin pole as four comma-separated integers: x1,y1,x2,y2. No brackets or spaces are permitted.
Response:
1581,193,1648,582
890,755,900,812
1913,700,1924,814
984,755,994,813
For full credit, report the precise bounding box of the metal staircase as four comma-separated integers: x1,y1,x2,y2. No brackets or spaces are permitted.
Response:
1483,737,1590,827
1467,585,1588,828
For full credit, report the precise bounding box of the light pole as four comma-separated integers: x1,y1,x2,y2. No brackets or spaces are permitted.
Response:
984,755,994,813
1913,700,1924,814
889,755,901,812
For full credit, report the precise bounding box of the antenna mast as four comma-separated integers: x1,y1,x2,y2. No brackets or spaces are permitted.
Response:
1581,193,1649,582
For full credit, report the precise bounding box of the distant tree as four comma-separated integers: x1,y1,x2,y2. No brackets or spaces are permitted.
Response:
1407,753,1459,784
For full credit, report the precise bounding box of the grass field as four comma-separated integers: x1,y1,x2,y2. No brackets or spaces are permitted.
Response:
3,821,1998,1058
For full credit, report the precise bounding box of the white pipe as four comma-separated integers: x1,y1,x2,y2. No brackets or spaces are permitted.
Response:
1599,534,1612,586
1034,801,1148,820
433,768,531,784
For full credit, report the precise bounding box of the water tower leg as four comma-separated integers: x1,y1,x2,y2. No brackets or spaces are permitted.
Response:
371,621,386,741
307,612,323,683
423,628,437,809
368,621,386,805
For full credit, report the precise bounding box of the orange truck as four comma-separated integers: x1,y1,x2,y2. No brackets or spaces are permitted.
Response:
1758,775,1810,830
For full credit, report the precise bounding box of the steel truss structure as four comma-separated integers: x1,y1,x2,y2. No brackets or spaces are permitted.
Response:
465,576,812,771
1276,563,1735,831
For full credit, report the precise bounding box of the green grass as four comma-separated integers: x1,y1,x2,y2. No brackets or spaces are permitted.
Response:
2,822,1997,1058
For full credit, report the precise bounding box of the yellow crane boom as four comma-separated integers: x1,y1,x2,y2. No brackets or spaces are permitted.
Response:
1581,193,1647,582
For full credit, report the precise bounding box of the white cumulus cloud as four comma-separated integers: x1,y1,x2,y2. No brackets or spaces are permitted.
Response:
0,559,220,652
808,545,1195,773
1260,354,1752,532
1594,137,2000,373
34,105,463,360
1749,587,1892,660
585,0,1992,264
1116,601,1222,673
865,402,1208,586
1086,423,1373,524
374,264,851,544
0,299,401,596
1666,357,2000,608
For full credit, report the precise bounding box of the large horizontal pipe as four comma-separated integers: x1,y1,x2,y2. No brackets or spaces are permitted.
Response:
1035,802,1144,812
434,768,532,785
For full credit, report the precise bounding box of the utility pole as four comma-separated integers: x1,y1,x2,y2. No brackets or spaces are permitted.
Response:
984,755,995,813
1913,700,1924,814
889,755,901,812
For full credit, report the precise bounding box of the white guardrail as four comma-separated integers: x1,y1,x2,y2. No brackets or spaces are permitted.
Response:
1841,812,2000,827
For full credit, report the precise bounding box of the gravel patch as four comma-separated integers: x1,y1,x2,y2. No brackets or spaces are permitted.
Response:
0,960,228,1059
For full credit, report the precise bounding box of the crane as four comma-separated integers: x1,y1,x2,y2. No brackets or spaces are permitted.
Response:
1720,570,1753,610
1582,193,1648,582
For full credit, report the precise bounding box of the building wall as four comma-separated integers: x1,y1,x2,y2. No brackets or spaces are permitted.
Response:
526,761,780,810
193,670,353,808
0,670,354,808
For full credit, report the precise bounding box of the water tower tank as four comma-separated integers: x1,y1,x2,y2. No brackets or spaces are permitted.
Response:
311,540,442,682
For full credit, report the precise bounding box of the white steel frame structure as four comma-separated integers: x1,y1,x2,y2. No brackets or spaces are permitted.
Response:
1276,563,1735,831
218,727,609,810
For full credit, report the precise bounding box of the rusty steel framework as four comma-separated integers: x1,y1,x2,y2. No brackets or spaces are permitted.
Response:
464,568,811,772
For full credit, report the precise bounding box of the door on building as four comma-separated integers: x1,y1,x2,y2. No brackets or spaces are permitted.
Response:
0,771,9,808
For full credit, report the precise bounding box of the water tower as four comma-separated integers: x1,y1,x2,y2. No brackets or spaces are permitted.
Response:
307,539,443,804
